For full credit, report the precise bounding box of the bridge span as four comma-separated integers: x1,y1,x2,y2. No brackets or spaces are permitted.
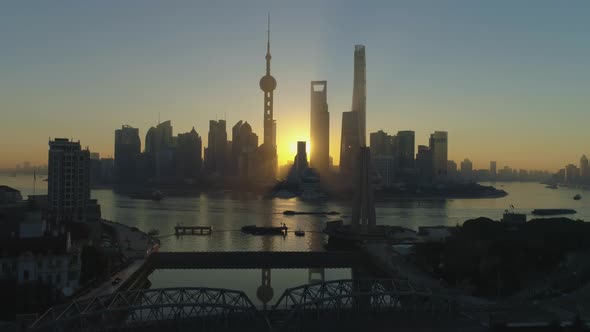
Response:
147,250,365,269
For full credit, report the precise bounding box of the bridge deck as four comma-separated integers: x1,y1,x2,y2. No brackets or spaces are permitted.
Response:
149,251,364,269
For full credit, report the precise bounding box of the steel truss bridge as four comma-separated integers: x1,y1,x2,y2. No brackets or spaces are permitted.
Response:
29,279,465,332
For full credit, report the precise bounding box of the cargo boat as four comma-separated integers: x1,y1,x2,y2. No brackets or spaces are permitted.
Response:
241,224,288,235
283,210,339,216
531,209,576,216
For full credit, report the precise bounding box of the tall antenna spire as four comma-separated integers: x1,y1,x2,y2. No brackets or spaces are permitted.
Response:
265,13,271,75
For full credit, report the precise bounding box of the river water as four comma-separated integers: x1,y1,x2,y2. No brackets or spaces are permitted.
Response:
4,175,590,305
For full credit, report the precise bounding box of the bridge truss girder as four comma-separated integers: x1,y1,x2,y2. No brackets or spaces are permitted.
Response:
29,287,262,332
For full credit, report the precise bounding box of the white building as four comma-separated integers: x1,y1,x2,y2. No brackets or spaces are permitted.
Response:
0,234,82,296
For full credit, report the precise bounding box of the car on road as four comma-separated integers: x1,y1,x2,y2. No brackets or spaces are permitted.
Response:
111,277,122,286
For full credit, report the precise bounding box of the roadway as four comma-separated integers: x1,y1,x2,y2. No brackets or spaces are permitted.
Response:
78,259,146,300
148,251,365,269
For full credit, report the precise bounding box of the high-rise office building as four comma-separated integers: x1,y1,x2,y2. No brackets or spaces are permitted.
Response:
580,155,589,180
429,131,448,179
145,120,173,154
340,45,367,174
310,81,329,174
447,160,458,177
114,125,141,184
48,138,91,223
370,130,395,157
205,120,227,174
416,145,433,180
286,141,310,184
294,141,309,175
231,121,258,177
490,161,497,178
565,164,580,184
352,45,366,146
176,127,202,178
144,120,175,179
396,131,415,171
460,158,473,180
258,15,278,179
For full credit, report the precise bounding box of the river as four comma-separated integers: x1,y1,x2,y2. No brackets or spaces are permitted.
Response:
3,175,589,305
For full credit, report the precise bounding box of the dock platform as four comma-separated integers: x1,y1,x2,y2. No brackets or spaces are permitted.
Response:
175,225,212,236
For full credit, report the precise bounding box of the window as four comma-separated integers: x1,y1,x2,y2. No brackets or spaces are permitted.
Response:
56,273,61,284
23,270,29,281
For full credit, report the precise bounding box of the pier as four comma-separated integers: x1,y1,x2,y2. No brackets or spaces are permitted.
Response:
174,225,212,236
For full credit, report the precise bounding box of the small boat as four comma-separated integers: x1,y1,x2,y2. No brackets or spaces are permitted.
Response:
241,224,288,235
147,229,159,236
545,184,558,189
574,194,582,200
294,230,305,237
283,210,340,216
531,209,576,216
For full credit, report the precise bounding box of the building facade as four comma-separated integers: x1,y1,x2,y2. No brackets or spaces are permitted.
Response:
396,131,415,171
310,81,329,174
429,131,448,179
114,125,140,184
176,128,202,178
48,139,91,223
340,45,367,174
205,120,228,174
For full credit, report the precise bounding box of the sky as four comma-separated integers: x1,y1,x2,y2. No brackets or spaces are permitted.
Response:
1,0,589,171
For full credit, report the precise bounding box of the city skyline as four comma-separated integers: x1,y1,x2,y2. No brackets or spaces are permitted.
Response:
2,1,590,170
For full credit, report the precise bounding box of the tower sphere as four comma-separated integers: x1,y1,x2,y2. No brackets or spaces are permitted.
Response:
260,74,277,92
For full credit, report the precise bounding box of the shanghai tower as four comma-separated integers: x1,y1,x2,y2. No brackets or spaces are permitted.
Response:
340,45,367,174
352,45,366,146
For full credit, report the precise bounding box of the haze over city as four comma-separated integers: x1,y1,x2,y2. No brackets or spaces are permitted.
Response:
2,0,590,170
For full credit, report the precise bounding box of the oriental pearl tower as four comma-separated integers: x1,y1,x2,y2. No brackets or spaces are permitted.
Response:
258,14,277,179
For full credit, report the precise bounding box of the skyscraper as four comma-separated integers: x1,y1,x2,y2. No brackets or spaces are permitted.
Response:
396,130,415,171
205,120,227,174
114,125,140,184
258,15,278,179
232,121,258,177
370,130,394,157
48,138,91,223
176,127,202,178
580,155,589,180
490,161,497,178
340,45,367,174
429,131,448,179
310,81,329,174
144,120,175,179
416,145,433,180
352,45,366,146
460,158,473,180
